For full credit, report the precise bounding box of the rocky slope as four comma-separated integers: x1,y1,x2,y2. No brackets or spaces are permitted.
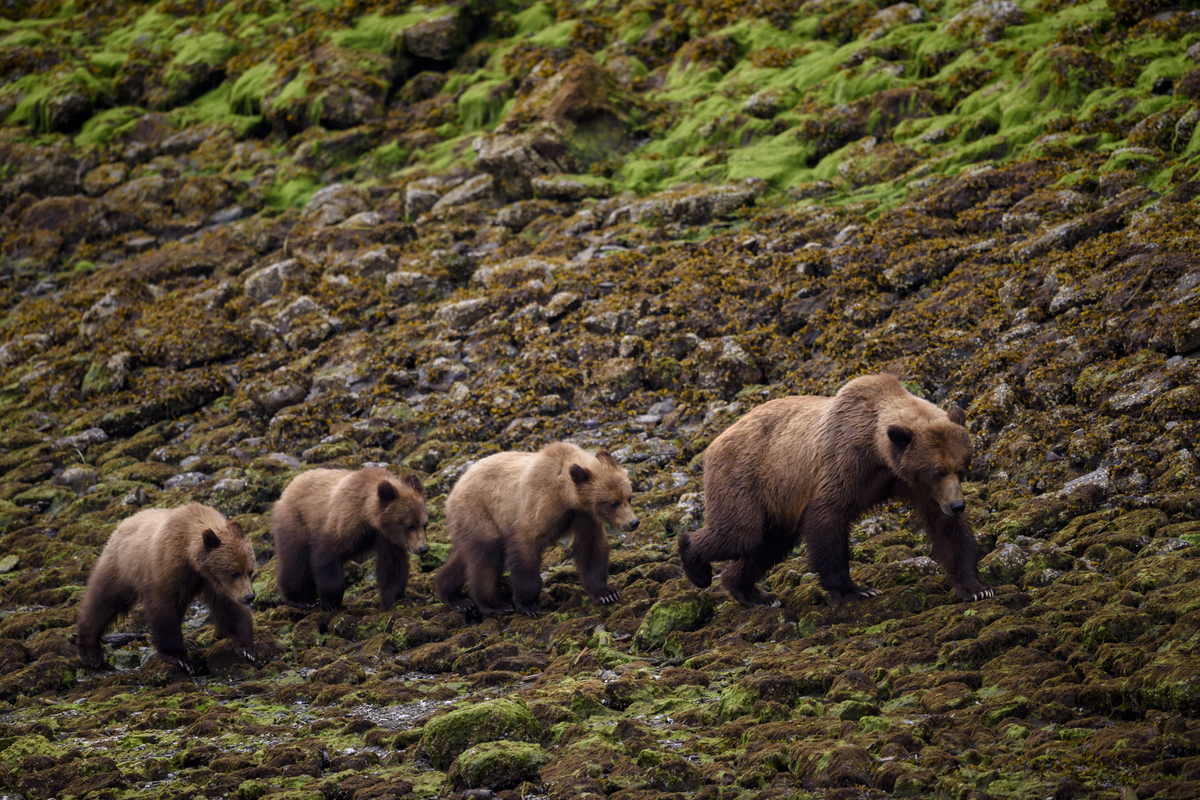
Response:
0,0,1199,798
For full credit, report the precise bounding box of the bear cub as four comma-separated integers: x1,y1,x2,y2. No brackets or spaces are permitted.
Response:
679,373,993,607
436,442,639,616
76,503,256,671
272,467,428,610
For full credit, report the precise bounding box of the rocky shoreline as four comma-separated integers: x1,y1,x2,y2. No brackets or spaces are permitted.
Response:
1,0,1199,798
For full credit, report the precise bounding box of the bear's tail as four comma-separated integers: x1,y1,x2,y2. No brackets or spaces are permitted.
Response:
678,530,713,588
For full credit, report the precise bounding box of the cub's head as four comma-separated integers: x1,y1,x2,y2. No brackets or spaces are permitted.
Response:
371,472,429,555
885,405,973,517
197,521,256,606
569,450,639,532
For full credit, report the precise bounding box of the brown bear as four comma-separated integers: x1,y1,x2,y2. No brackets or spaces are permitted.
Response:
272,467,428,610
76,503,256,671
435,442,639,616
679,373,993,606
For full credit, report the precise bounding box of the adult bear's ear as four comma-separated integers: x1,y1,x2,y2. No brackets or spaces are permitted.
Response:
202,529,222,550
887,425,913,450
378,481,398,504
596,450,618,468
569,464,592,485
402,472,424,497
947,405,967,427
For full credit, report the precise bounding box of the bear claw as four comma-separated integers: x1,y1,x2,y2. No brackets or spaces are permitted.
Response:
592,588,621,605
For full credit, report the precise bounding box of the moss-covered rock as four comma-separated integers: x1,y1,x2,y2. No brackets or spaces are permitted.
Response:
448,740,553,790
420,698,541,770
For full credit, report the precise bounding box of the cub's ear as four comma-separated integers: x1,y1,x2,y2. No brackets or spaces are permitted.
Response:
202,529,222,550
947,405,967,427
886,425,913,449
226,521,244,538
596,450,619,468
569,464,592,485
402,472,424,497
378,481,398,504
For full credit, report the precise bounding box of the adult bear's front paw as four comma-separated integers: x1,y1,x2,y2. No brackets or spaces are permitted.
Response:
956,584,994,602
590,586,621,605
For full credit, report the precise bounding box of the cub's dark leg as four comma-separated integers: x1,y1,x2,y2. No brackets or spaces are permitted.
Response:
144,591,193,671
204,586,255,661
506,537,544,617
572,517,618,605
918,499,992,601
310,533,348,610
273,508,316,605
375,539,410,610
802,499,879,601
462,527,512,615
435,550,475,611
76,573,134,668
720,522,798,607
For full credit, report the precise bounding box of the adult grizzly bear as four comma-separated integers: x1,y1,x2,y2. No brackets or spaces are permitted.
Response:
679,373,993,606
435,442,639,616
272,467,428,610
76,503,256,671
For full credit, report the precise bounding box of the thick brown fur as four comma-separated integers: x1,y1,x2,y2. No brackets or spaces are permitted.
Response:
272,467,428,610
435,442,639,616
679,373,992,607
76,502,256,671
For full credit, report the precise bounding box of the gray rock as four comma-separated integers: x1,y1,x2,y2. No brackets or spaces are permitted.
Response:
867,3,924,39
278,295,325,326
1060,467,1113,497
54,427,108,452
582,310,635,335
403,12,465,61
417,357,470,392
245,259,306,304
543,291,581,321
164,472,208,489
431,174,495,212
531,174,610,201
471,256,556,289
79,291,124,339
742,89,792,119
386,270,443,303
55,466,99,494
347,248,397,279
1108,376,1168,413
437,298,493,329
303,183,371,227
945,0,1026,42
82,163,129,197
340,210,383,229
265,452,302,469
405,185,441,218
0,334,52,367
473,129,580,197
684,337,762,399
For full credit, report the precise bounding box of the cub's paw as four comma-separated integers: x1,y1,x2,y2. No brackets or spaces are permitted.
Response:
162,654,194,674
828,585,881,602
591,587,621,605
449,598,477,612
732,586,777,607
514,600,541,617
479,602,514,616
957,585,994,602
